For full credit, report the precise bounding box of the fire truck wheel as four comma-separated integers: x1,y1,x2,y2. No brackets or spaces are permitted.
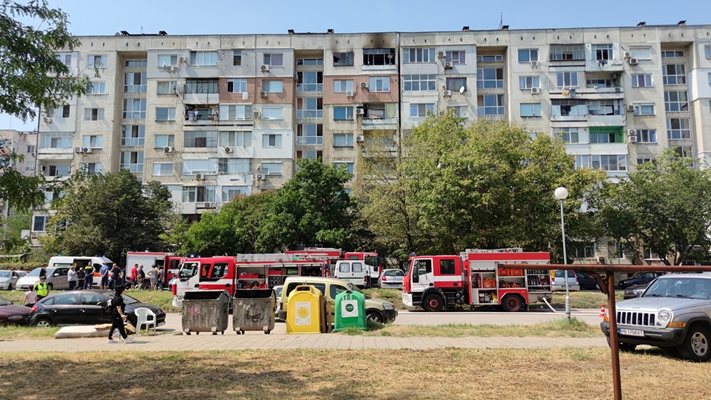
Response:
502,295,523,312
423,293,445,312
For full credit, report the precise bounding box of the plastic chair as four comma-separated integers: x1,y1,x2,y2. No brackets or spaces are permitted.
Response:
134,307,157,335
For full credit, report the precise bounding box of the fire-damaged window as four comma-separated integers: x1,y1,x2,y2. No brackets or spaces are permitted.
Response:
363,48,396,66
439,259,456,275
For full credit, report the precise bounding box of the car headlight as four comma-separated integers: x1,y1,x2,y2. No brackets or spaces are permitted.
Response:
382,303,394,310
657,309,673,328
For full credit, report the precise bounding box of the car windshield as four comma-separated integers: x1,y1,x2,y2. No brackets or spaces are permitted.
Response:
274,287,283,297
644,277,711,300
384,270,403,277
0,271,11,278
0,297,10,306
179,262,198,280
122,294,140,305
28,268,42,277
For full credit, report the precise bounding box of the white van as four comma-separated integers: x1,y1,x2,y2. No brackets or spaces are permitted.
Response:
333,260,371,287
47,256,114,287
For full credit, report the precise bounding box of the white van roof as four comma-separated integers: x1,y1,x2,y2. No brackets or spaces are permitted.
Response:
49,256,113,264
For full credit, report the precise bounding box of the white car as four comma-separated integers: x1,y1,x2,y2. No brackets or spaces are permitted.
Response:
551,270,580,291
15,267,70,291
378,269,404,289
0,270,25,290
273,285,284,321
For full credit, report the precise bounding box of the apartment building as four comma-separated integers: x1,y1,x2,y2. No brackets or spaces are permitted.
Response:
31,23,711,255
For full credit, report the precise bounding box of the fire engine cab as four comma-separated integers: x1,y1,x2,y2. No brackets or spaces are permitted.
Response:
402,249,552,312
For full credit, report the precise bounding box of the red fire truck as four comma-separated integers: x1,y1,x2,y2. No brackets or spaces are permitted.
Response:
402,249,552,312
126,251,184,286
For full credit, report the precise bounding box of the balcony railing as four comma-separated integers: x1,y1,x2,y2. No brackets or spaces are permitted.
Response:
124,85,147,94
120,163,143,173
296,110,323,119
296,83,323,92
121,137,145,146
296,136,324,145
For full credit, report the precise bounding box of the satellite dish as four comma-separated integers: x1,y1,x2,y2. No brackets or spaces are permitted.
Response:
459,86,465,94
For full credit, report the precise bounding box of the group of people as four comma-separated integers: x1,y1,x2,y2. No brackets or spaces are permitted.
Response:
127,264,164,290
67,263,124,290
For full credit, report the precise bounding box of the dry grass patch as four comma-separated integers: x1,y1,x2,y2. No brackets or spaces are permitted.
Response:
0,326,58,340
0,348,709,399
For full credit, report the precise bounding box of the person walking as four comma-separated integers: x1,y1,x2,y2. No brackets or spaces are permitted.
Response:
100,263,110,289
39,265,47,279
107,285,132,344
148,265,158,291
67,266,78,291
24,286,38,307
130,264,138,288
137,265,145,290
83,263,94,289
157,266,165,291
34,276,49,302
110,264,122,289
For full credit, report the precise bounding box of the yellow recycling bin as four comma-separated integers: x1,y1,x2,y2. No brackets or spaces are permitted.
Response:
286,285,327,334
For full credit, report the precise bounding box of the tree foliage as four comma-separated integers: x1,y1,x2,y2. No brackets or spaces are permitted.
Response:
0,0,89,121
41,170,174,263
0,152,45,210
590,152,711,265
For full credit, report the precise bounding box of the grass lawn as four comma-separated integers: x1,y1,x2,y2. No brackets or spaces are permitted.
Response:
0,349,708,399
340,318,600,338
0,326,58,340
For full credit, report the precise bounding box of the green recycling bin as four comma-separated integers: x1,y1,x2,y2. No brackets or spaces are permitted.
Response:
333,290,366,332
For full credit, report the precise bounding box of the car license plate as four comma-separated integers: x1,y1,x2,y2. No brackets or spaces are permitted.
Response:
619,328,644,337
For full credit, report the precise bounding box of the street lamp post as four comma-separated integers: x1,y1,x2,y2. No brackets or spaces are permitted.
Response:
554,186,571,320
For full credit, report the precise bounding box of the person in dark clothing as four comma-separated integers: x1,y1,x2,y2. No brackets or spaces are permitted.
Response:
107,285,132,344
76,267,86,290
39,266,47,279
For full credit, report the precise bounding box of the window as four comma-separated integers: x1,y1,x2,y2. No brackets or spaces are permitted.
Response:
154,134,175,148
477,55,503,63
589,128,622,144
297,71,323,92
519,75,540,89
636,129,657,143
368,76,390,92
410,103,435,117
447,105,467,118
223,186,246,202
53,293,78,306
549,44,585,61
152,162,173,176
56,53,71,68
44,164,70,177
156,107,176,122
555,127,580,144
125,59,146,68
123,99,146,119
415,259,432,276
591,155,627,171
297,150,322,161
227,79,247,93
333,79,354,93
261,162,282,175
592,44,613,61
124,72,146,93
182,186,216,203
83,108,104,121
157,54,177,67
631,74,653,88
184,131,218,148
333,106,354,121
518,48,539,62
664,91,689,112
54,105,70,118
39,132,72,149
363,48,396,66
156,80,177,95
263,53,283,66
667,118,691,139
189,51,218,66
705,45,711,59
477,68,504,89
219,105,253,121
445,77,467,91
87,55,106,68
297,124,323,145
297,58,323,66
185,79,219,94
86,81,106,94
262,133,282,148
637,158,654,165
557,72,578,87
82,135,103,149
182,159,218,175
629,47,652,60
663,64,687,85
444,50,465,64
403,47,435,63
708,72,711,87
633,103,655,116
588,100,623,116
551,99,587,117
232,50,242,66
333,161,354,175
333,133,354,148
674,146,693,157
219,131,251,147
586,79,614,88
85,163,102,174
33,215,47,232
121,125,144,146
574,155,590,169
261,106,283,120
263,80,283,93
520,103,542,118
478,94,504,116
439,259,456,275
403,74,436,91
333,51,354,66
218,158,250,175
661,50,685,58
119,152,143,173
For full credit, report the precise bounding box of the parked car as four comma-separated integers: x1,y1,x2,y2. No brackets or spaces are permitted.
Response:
623,283,649,299
378,269,404,289
29,290,166,328
576,271,600,290
273,285,284,321
0,296,31,325
551,270,580,291
16,266,70,291
617,272,664,289
0,270,26,290
277,276,397,324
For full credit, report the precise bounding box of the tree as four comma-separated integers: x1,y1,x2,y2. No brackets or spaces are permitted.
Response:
257,159,355,251
591,152,711,265
1,0,88,121
41,170,175,263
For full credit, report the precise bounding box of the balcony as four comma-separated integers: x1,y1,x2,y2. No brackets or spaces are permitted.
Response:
361,117,398,130
296,110,323,119
120,163,143,174
121,137,145,147
296,136,324,146
296,83,323,93
183,93,219,105
124,84,147,94
185,106,219,124
584,59,625,72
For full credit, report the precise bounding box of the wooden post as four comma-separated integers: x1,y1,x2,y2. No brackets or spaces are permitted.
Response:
607,271,622,400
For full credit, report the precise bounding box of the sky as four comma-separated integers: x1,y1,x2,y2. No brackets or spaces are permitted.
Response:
2,0,710,129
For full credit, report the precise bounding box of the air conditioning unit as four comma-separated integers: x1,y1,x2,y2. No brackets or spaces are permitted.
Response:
74,147,83,153
195,173,204,180
260,91,268,98
628,129,637,136
530,87,541,94
444,61,453,69
627,105,636,113
223,146,232,153
260,64,270,72
629,135,638,143
628,58,639,65
82,147,92,154
623,51,631,59
355,135,364,142
530,60,540,68
355,108,365,115
360,82,368,90
163,146,174,153
443,89,452,97
346,90,354,97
